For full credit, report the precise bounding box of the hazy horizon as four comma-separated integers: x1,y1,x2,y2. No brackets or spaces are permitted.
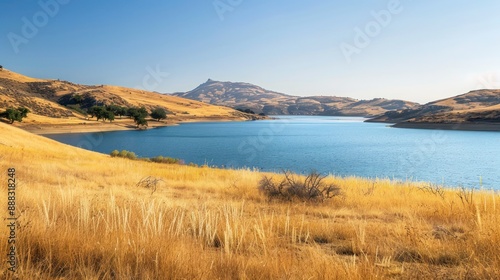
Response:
2,0,500,103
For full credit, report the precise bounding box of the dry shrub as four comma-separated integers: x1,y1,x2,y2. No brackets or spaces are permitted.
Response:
136,176,165,193
258,171,341,202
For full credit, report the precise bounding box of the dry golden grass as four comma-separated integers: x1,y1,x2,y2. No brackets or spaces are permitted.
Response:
0,122,499,279
431,90,500,112
0,69,44,83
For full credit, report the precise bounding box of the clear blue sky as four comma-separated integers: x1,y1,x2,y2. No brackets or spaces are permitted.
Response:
1,0,500,103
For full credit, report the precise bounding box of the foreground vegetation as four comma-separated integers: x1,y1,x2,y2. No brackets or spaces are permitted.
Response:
0,123,499,279
110,149,183,165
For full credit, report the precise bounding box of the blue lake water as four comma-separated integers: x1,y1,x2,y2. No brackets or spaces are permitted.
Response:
45,116,500,189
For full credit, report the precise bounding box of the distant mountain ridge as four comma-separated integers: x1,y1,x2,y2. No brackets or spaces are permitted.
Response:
172,79,420,116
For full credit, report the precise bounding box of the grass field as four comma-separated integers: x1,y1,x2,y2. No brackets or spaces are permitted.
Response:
1,122,499,279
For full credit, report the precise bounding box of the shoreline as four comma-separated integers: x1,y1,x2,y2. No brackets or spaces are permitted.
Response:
20,117,254,135
22,118,500,135
391,122,500,132
21,122,172,135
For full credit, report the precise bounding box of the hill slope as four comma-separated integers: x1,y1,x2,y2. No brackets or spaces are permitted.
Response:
0,69,260,131
172,79,420,116
367,89,500,130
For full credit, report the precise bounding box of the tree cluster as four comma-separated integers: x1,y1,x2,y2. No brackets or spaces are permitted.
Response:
87,105,168,128
0,107,29,124
88,106,116,122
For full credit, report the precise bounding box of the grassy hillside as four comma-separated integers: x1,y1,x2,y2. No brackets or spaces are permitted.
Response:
368,90,500,130
0,69,260,132
172,79,420,116
1,123,499,279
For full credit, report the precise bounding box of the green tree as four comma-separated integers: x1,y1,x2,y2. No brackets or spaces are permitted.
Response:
150,108,167,121
71,94,83,104
128,106,149,127
105,105,122,116
134,116,148,128
127,107,147,118
88,106,115,122
88,106,104,120
127,107,138,119
18,107,29,118
103,110,115,122
1,107,29,123
116,106,128,119
2,108,21,123
137,107,148,118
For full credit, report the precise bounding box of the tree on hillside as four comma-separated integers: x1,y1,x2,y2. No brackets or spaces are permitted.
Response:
88,105,115,122
103,110,115,122
127,107,142,119
105,105,122,116
1,109,20,124
0,65,3,71
127,106,148,118
88,106,105,121
18,107,29,118
127,107,137,118
71,94,83,104
1,107,29,124
134,116,148,128
116,106,128,119
137,107,148,119
127,106,149,128
150,108,167,121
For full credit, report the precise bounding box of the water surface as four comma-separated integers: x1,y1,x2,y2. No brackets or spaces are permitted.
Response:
45,116,500,189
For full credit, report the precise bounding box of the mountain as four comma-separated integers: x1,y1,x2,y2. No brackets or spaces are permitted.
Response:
172,79,420,116
0,69,262,128
367,90,500,131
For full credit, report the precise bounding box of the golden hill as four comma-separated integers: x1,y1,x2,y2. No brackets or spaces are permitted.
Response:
1,121,499,279
367,90,500,131
0,68,260,133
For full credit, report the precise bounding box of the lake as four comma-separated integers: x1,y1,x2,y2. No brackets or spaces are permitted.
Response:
44,116,500,189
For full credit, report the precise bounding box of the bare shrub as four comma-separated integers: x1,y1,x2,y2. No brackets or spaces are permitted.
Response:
258,171,341,202
457,186,475,209
418,183,445,200
136,176,165,194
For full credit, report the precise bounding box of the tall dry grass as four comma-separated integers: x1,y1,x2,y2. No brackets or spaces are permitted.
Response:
0,122,499,279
